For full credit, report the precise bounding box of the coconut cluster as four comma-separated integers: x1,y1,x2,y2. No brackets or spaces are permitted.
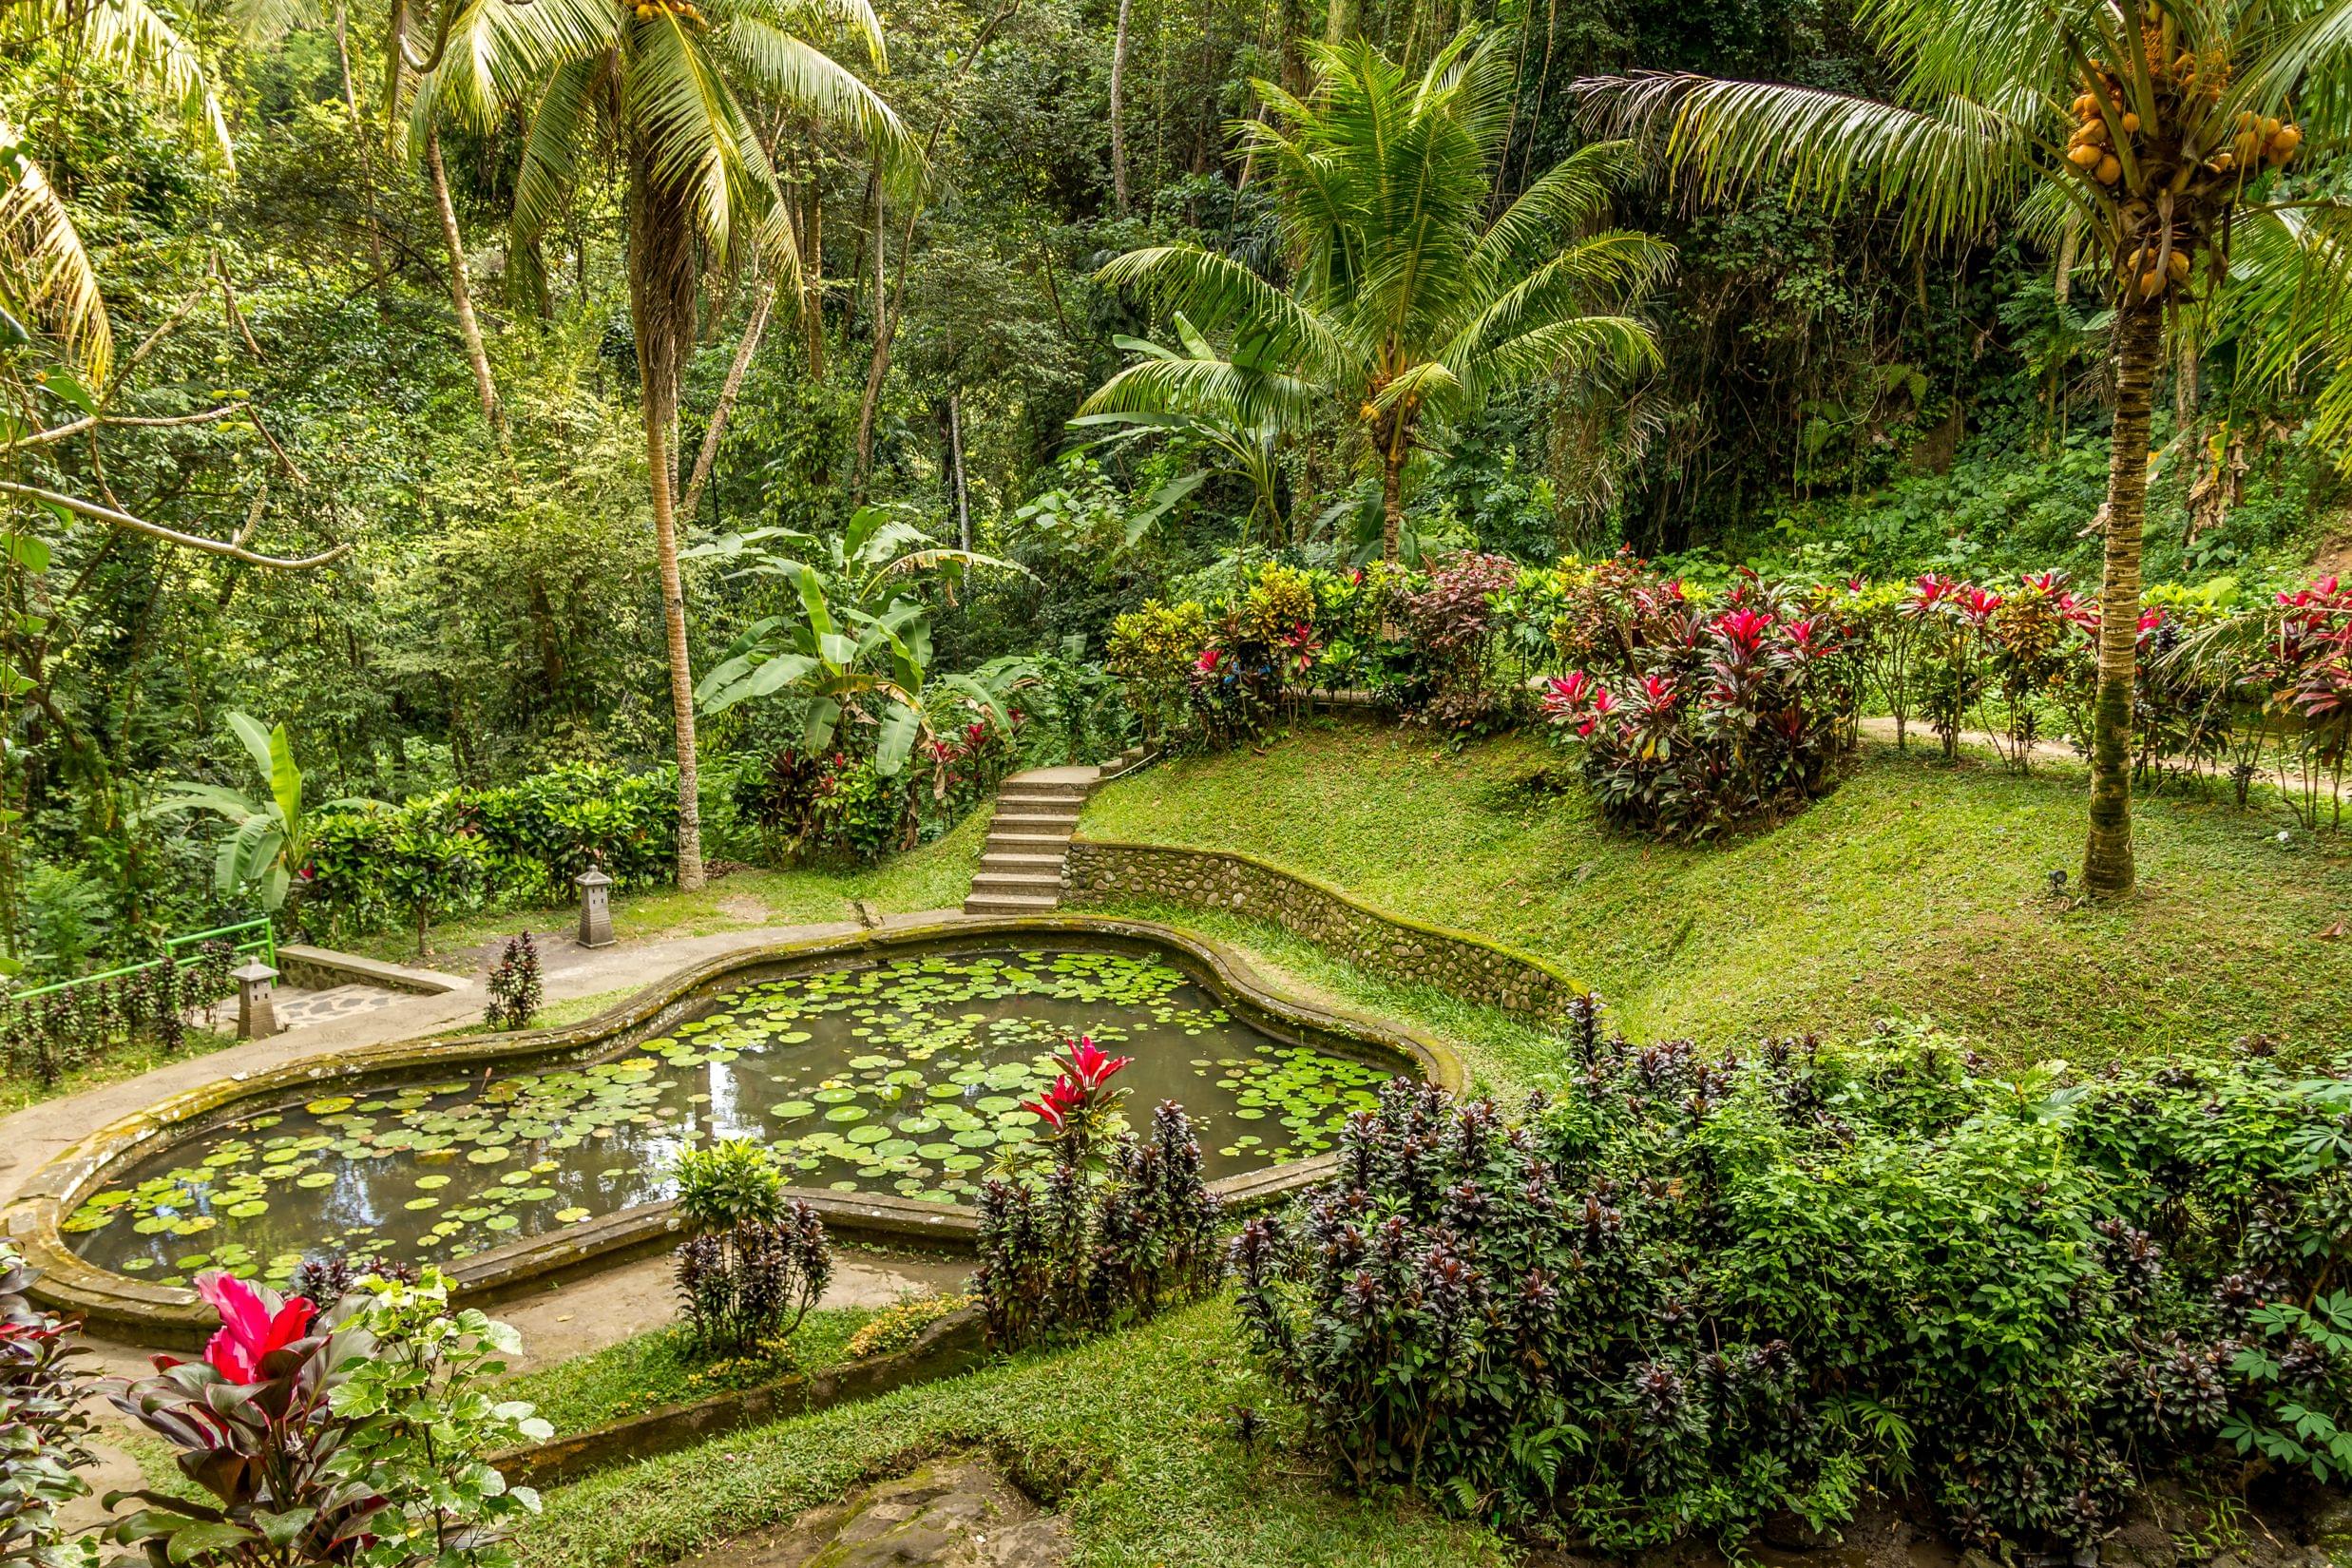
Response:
2060,16,2303,298
631,0,708,23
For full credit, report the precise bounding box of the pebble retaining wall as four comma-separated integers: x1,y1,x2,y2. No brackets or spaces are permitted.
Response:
1061,839,1577,1020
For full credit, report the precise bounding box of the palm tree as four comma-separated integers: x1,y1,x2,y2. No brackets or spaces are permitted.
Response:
413,0,911,891
1579,0,2352,900
1090,29,1671,562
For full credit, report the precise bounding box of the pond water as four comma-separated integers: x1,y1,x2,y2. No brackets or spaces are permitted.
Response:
63,947,1397,1291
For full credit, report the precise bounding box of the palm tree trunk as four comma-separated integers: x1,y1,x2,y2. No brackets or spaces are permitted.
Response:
427,131,507,448
1110,0,1133,214
2082,299,2164,901
631,162,706,893
1381,445,1404,563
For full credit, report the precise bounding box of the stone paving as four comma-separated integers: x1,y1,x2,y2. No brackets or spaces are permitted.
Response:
273,981,410,1031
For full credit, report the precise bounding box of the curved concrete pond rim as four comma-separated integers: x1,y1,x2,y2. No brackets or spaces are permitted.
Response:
3,915,1463,1345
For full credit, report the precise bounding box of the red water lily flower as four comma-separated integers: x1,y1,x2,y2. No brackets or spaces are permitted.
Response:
194,1272,316,1385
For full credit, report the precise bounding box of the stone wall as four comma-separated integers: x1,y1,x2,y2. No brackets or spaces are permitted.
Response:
1062,840,1576,1020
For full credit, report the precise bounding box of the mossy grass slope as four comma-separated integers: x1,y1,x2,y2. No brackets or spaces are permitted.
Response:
1080,722,2352,1064
517,1297,1506,1568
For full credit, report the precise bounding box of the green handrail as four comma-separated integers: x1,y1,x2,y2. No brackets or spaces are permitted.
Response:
7,916,277,1005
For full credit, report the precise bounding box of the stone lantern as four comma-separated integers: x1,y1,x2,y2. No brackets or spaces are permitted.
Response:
575,868,615,948
231,961,279,1040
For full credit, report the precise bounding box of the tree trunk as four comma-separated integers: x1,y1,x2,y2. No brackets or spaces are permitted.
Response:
802,174,826,377
333,2,389,316
948,390,970,549
630,160,706,893
679,277,776,524
1381,444,1404,562
1109,0,1133,214
2082,299,2164,901
427,131,507,448
1326,0,1355,46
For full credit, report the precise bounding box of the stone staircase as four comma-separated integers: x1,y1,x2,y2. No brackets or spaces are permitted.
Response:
963,749,1147,915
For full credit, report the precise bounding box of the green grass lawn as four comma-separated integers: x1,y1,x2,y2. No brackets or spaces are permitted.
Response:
518,1296,1506,1568
344,809,993,973
503,1310,881,1435
0,1026,240,1117
1081,721,2352,1065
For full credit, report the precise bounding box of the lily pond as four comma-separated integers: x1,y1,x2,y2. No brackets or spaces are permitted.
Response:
65,947,1399,1290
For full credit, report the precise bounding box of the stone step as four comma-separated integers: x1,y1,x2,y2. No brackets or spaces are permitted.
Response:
979,851,1066,870
971,870,1063,896
990,812,1080,832
963,891,1061,914
985,828,1073,847
994,792,1082,811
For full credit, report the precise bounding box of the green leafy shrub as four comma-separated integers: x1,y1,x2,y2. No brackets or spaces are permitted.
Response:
104,1268,547,1568
1,1243,97,1568
302,764,679,939
671,1138,784,1232
843,1293,977,1360
1232,1011,2352,1554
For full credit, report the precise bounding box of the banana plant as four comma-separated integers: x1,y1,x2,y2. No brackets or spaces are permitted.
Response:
688,507,1030,776
152,714,379,911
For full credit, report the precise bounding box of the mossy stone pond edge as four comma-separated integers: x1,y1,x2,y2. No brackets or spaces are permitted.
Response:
4,915,1464,1346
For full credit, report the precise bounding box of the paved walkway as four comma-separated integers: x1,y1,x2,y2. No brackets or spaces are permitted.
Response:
3,908,974,1345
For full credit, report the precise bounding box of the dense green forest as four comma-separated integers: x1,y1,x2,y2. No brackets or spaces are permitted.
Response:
3,0,2347,975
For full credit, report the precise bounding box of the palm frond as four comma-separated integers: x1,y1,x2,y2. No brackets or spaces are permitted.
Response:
1578,72,2033,249
720,16,915,166
0,126,110,381
425,0,618,134
1095,244,1349,385
64,0,235,163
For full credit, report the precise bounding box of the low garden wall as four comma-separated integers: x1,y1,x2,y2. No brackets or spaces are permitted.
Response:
492,1307,988,1488
1062,840,1577,1020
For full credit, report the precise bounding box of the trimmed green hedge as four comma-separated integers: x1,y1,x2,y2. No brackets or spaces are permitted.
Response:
299,764,679,939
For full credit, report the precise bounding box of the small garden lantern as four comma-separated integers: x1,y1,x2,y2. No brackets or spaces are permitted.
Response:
231,960,279,1040
576,868,615,948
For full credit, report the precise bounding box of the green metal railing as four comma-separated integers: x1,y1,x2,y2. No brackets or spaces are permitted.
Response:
6,916,277,1005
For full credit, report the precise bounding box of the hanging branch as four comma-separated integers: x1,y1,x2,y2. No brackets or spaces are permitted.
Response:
0,481,353,569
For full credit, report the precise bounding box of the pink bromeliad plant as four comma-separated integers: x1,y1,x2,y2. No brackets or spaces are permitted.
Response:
1023,1034,1133,1172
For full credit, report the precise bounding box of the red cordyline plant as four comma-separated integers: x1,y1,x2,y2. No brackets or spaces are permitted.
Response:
104,1270,545,1568
1542,575,1855,840
1023,1035,1132,1173
105,1272,387,1568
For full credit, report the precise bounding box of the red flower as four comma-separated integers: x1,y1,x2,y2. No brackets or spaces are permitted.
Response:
1195,646,1225,676
194,1272,316,1385
1024,1074,1086,1130
1063,1034,1132,1090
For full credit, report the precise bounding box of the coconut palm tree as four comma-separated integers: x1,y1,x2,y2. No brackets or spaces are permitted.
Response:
412,0,911,891
1579,0,2352,900
1090,29,1672,562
